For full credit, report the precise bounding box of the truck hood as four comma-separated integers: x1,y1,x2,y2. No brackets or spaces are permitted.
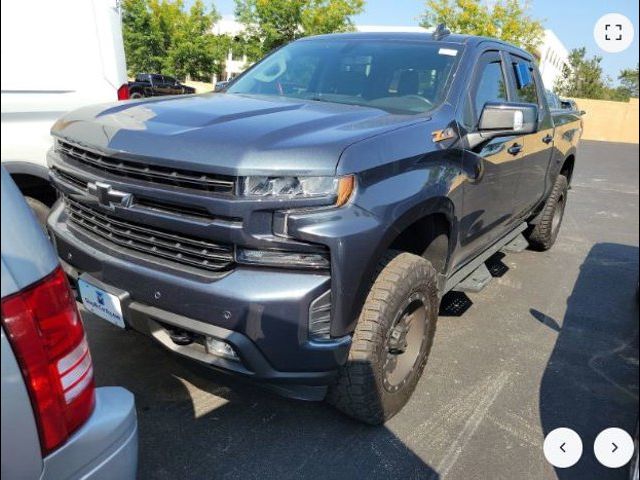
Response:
52,93,423,176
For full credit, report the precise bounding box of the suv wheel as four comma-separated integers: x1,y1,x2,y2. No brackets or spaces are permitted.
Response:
130,91,143,99
327,250,439,424
526,174,568,251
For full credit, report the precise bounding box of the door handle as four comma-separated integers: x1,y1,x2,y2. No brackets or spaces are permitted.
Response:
542,134,553,144
507,143,523,155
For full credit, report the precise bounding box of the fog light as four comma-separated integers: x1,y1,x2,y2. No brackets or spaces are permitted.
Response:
236,248,330,269
205,336,238,360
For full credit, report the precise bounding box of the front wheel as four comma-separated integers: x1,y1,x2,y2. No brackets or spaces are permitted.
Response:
525,175,568,251
327,250,439,424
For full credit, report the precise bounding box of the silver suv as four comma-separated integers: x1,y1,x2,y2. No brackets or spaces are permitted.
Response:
1,167,138,479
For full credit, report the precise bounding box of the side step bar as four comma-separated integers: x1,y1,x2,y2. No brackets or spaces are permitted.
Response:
444,223,528,294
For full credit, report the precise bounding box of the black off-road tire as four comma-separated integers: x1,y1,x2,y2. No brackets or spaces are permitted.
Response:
327,250,439,425
25,196,50,228
130,91,144,99
526,174,568,251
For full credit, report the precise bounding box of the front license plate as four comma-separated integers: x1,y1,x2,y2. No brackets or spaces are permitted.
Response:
78,279,125,329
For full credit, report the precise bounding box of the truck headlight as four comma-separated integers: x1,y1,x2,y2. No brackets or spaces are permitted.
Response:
241,175,354,206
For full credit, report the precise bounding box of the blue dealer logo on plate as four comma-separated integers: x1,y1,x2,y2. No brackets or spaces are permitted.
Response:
96,291,105,306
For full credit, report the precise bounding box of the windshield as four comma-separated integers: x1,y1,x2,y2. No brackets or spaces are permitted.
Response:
227,39,461,115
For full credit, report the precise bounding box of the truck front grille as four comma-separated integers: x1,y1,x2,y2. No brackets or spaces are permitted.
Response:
65,198,234,273
57,141,236,194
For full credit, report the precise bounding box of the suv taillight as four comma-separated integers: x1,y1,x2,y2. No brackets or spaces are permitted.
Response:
1,267,95,454
117,83,129,100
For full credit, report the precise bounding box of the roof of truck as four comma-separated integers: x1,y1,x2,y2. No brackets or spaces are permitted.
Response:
298,31,533,59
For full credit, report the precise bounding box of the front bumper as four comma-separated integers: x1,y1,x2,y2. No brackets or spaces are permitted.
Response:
41,387,138,480
48,202,351,389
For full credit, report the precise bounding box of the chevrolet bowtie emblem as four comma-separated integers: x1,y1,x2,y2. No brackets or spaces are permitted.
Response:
87,182,133,209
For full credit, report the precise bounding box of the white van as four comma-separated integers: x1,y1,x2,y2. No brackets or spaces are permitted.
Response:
1,0,128,222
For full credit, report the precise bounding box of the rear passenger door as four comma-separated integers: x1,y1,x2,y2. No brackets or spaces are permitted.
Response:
506,55,554,218
457,51,523,263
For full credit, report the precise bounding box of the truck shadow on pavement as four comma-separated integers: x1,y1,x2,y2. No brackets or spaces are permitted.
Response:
537,242,639,479
85,313,439,479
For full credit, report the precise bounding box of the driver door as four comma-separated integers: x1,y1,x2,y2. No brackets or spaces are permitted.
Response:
456,50,523,265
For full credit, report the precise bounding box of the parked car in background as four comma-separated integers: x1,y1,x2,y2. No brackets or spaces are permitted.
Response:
545,90,585,115
214,80,230,92
47,31,582,424
1,168,138,479
128,74,196,98
560,98,584,115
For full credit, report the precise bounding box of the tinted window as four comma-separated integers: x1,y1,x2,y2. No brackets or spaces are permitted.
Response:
228,40,461,114
474,61,507,115
151,74,163,83
512,62,538,104
164,76,176,84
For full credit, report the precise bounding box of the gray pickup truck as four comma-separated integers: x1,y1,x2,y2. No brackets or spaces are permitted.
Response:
46,29,582,424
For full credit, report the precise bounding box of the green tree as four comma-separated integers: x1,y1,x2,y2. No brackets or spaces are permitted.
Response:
122,0,166,74
234,0,364,58
164,0,223,79
554,48,607,99
122,0,227,81
618,64,639,98
420,0,544,55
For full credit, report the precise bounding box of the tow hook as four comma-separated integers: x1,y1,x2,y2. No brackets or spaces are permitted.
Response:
167,326,194,346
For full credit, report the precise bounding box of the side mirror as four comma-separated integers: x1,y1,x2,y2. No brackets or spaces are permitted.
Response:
479,102,538,136
465,102,538,150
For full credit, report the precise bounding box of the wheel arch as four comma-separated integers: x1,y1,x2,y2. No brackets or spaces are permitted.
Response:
560,153,576,186
347,196,458,328
3,161,57,207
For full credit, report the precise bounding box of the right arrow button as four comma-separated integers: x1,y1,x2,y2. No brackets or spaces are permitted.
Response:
594,428,634,468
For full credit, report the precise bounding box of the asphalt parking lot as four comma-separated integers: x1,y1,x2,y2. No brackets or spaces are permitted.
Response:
83,140,639,480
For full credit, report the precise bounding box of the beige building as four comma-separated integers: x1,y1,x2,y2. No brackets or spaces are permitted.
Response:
535,30,570,90
211,17,250,83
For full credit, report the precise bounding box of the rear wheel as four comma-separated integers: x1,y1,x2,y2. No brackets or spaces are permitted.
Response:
327,250,439,424
130,91,143,99
526,175,568,251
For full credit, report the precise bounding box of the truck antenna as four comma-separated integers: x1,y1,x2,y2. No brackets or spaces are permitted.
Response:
432,23,451,40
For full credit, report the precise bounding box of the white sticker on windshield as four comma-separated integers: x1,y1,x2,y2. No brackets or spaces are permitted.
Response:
438,48,458,56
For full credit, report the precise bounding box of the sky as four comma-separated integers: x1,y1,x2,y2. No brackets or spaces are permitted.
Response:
209,0,639,83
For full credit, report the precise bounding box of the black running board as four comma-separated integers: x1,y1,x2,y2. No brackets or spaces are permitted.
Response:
444,223,528,294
